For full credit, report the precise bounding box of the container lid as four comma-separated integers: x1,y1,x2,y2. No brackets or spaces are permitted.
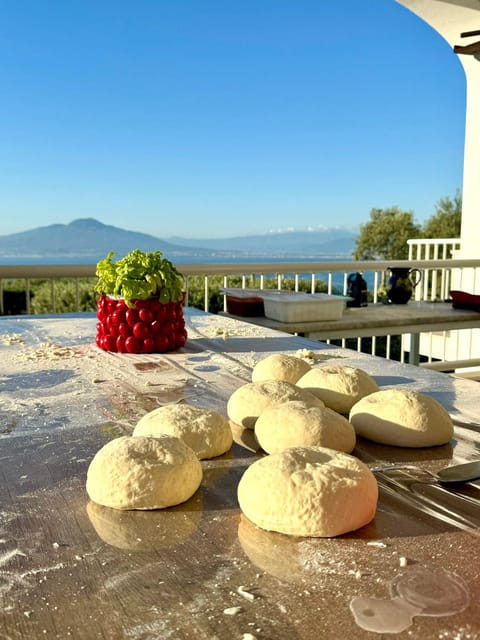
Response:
260,292,345,304
220,288,263,299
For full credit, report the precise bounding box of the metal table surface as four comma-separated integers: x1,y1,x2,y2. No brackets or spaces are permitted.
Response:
0,308,480,640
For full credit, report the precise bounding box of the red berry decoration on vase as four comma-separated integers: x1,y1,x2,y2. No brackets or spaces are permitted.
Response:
94,250,187,353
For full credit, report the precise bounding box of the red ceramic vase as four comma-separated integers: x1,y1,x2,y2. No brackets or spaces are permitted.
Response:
95,295,187,354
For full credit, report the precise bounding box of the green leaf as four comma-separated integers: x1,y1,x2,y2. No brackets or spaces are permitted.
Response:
94,249,184,307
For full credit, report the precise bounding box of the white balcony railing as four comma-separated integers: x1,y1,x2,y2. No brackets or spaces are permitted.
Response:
407,238,463,301
406,238,480,377
407,237,461,261
1,257,477,312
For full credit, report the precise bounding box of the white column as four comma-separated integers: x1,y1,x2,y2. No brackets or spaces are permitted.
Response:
459,57,480,260
397,0,480,279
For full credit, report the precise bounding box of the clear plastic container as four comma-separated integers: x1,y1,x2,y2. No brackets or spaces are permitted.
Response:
260,292,346,323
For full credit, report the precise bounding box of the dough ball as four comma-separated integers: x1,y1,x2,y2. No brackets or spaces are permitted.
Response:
252,354,311,384
237,446,378,537
297,365,379,414
227,380,324,429
349,389,454,447
254,401,356,454
86,435,202,510
133,404,232,459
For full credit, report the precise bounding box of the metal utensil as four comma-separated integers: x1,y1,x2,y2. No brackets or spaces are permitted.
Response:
371,460,480,485
435,460,480,484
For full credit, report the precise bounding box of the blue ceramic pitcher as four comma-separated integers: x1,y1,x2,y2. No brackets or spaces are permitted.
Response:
386,267,422,304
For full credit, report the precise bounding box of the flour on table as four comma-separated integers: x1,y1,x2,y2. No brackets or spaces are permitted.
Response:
223,606,243,615
0,333,24,345
15,342,82,361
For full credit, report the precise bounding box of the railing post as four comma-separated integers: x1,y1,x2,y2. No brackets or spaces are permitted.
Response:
431,244,439,301
26,279,31,314
184,276,190,307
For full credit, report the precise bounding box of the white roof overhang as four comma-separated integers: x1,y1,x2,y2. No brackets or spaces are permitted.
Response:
397,0,480,60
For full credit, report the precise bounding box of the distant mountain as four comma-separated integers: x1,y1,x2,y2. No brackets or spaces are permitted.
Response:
0,218,357,261
167,227,357,257
0,218,213,260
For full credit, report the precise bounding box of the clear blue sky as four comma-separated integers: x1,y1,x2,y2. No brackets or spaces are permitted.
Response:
0,0,466,239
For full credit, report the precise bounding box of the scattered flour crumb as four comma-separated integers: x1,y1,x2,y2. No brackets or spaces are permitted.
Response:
237,586,256,602
16,342,80,361
212,328,230,339
295,348,319,364
399,556,408,567
1,333,24,345
223,607,242,616
367,541,387,548
242,635,257,640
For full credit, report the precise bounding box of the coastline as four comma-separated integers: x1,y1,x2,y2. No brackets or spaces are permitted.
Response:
0,254,353,266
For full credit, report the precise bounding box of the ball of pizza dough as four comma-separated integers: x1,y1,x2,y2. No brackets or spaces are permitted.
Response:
254,400,356,454
349,388,454,447
133,403,232,459
86,435,202,510
252,354,312,384
227,380,325,429
237,446,378,537
297,365,379,414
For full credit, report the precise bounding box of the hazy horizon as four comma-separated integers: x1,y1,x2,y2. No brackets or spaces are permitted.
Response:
0,216,359,241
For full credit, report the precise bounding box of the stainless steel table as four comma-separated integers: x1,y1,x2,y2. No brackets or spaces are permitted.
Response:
0,308,479,639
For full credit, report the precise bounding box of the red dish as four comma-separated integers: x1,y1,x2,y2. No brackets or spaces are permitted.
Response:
450,290,480,311
226,295,265,317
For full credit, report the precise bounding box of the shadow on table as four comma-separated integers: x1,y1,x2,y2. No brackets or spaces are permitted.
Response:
187,333,344,356
355,438,454,465
373,374,416,386
0,368,77,393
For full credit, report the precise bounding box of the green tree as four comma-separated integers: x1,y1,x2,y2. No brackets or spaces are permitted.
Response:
421,190,462,238
353,206,421,260
30,279,97,314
